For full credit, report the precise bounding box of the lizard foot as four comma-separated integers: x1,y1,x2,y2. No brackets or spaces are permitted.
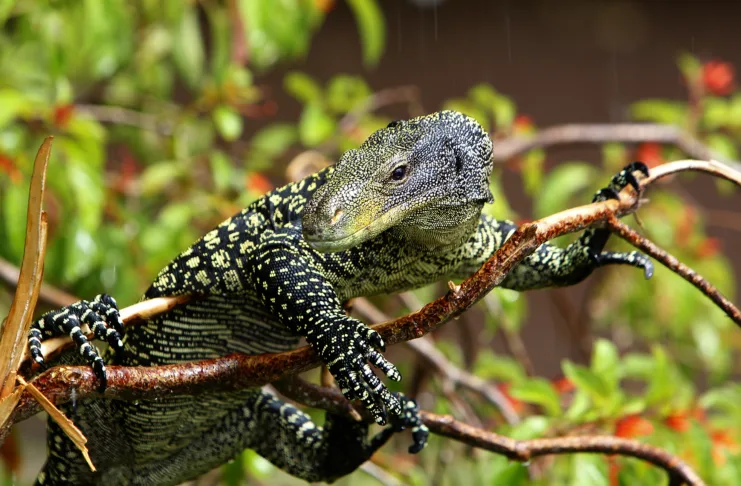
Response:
389,393,429,453
28,293,124,391
311,317,402,426
588,161,654,279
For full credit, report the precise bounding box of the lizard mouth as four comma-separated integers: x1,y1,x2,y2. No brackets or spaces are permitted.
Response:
304,204,407,253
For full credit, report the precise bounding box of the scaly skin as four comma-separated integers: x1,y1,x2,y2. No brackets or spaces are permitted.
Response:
28,111,652,485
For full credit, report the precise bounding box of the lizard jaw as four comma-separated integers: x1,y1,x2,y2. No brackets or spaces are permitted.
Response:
303,205,407,253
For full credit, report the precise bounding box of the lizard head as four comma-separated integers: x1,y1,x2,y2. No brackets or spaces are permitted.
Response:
302,110,494,253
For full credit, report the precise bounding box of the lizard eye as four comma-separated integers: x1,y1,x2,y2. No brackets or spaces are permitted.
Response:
390,165,408,181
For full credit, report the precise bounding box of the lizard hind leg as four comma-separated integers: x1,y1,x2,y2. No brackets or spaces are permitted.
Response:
127,390,424,485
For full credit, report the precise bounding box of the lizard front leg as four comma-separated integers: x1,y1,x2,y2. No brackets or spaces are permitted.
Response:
248,230,419,427
457,162,654,291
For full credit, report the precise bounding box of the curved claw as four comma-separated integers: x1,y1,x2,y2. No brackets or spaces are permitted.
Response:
366,349,401,381
366,329,386,352
409,424,430,454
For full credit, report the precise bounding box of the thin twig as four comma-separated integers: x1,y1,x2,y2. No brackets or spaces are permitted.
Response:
492,123,741,173
608,216,741,325
277,378,704,486
359,461,402,486
0,257,77,308
337,86,424,134
75,105,174,135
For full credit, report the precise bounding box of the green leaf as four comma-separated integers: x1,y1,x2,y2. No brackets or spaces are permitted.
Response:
509,416,550,440
298,103,335,147
521,148,544,196
0,89,29,129
0,0,15,26
467,84,514,128
284,71,323,104
139,161,184,196
703,97,729,130
347,0,385,67
676,51,702,81
172,7,205,89
2,180,28,261
221,455,245,486
510,378,562,416
571,454,609,486
66,161,104,232
591,339,620,389
622,352,654,379
212,105,244,142
472,351,526,383
61,225,100,283
209,151,234,192
490,462,529,485
205,4,230,81
630,99,687,125
326,75,371,113
727,94,741,127
645,345,673,406
563,361,610,407
492,288,526,332
534,162,598,218
705,133,739,160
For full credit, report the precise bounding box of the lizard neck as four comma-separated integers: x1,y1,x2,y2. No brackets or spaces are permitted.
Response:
391,202,482,253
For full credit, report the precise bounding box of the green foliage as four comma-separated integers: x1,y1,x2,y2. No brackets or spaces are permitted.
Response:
0,7,739,486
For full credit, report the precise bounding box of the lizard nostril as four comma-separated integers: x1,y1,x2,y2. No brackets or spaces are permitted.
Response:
329,208,344,226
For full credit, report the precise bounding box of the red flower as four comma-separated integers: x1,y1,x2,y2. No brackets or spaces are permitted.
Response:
0,153,21,183
664,411,692,433
711,430,739,466
314,0,336,13
696,237,721,259
552,377,575,394
615,415,654,438
52,104,75,128
496,382,525,413
245,172,273,195
634,142,664,169
702,60,735,96
513,114,534,134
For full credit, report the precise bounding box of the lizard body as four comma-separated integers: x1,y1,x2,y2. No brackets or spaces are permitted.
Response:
28,111,651,485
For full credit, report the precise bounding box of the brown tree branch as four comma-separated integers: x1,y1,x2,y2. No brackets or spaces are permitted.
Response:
277,377,704,486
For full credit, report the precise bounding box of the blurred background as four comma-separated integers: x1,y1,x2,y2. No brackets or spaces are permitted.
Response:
1,0,741,484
